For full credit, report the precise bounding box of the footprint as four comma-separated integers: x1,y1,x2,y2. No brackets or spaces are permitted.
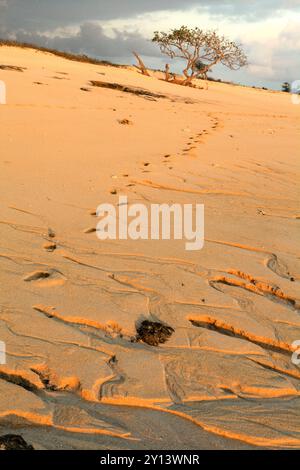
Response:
47,228,56,238
43,242,56,252
118,119,133,125
24,271,50,282
52,76,69,80
83,227,96,234
23,269,66,286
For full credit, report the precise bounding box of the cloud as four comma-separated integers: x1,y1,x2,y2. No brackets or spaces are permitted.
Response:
0,0,197,33
7,22,159,59
198,0,300,21
246,21,300,83
1,0,299,35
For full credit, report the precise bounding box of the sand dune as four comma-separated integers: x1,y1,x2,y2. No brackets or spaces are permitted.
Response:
0,45,299,449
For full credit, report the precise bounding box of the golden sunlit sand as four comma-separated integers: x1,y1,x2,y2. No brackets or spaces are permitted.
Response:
0,45,299,449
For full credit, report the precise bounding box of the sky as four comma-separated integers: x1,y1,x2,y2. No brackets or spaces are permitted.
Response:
0,0,299,89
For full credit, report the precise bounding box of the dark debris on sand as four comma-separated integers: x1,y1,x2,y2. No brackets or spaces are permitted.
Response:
136,320,174,346
0,65,26,72
0,434,34,450
90,80,166,100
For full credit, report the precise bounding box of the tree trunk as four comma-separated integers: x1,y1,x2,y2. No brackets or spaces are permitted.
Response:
182,63,195,86
132,51,150,77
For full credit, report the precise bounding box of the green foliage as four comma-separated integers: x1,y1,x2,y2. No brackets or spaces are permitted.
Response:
282,82,291,93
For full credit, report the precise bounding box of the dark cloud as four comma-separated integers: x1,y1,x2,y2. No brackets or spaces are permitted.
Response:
11,22,159,59
1,0,299,35
0,0,196,33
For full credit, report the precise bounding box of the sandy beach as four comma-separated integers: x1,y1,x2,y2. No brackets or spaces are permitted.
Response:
0,44,300,450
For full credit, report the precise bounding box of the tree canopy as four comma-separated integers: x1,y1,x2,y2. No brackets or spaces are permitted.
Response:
152,26,248,85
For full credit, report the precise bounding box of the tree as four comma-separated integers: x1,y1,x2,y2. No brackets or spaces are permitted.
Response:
152,26,248,85
282,82,290,93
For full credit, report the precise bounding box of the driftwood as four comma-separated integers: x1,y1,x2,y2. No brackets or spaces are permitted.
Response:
161,65,195,86
161,76,195,87
90,80,165,100
164,63,171,82
132,51,150,76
